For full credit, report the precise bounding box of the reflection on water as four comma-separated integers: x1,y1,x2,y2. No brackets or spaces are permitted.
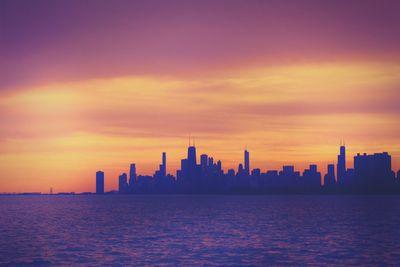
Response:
0,195,399,266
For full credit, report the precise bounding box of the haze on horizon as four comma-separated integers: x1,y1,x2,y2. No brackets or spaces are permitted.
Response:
0,0,400,193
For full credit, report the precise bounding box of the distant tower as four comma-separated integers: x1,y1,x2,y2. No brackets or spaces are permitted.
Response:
238,163,244,174
129,164,137,188
337,144,346,184
200,154,208,169
162,152,167,176
188,145,197,168
96,171,105,194
324,163,336,187
119,173,128,194
244,149,250,175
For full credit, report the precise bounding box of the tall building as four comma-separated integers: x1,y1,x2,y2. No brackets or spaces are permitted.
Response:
238,163,244,175
96,171,104,194
162,152,167,177
119,173,128,193
302,164,321,188
354,152,394,189
208,157,214,166
200,154,208,169
324,164,336,187
244,150,250,175
155,152,167,178
337,145,346,184
188,146,197,167
129,163,136,189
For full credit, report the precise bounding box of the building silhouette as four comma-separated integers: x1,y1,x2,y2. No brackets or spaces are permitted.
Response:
324,164,336,188
337,145,346,185
96,143,399,194
354,152,395,192
244,150,250,175
118,173,128,194
129,163,136,191
95,171,104,194
302,164,321,191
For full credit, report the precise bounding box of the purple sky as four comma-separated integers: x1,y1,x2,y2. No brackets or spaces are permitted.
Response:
1,0,400,90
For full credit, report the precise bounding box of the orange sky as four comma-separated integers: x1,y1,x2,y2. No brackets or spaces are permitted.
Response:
0,60,399,192
1,1,400,193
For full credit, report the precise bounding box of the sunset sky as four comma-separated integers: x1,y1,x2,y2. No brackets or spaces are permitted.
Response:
1,0,399,193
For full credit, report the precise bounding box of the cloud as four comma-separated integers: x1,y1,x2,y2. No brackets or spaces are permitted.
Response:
0,60,399,192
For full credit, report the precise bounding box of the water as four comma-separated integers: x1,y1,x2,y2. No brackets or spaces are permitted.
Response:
1,195,400,266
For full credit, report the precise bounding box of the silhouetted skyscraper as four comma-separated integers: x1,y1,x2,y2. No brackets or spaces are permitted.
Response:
354,152,394,190
188,146,197,167
238,163,244,174
208,157,214,166
337,145,346,184
161,152,167,177
129,163,136,189
96,171,104,194
244,150,250,175
324,164,336,187
119,173,128,193
200,154,208,169
302,164,321,189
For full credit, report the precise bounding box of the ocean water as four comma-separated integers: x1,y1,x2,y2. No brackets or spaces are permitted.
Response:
0,195,400,266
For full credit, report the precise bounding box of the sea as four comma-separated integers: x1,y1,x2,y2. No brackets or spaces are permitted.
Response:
0,195,399,266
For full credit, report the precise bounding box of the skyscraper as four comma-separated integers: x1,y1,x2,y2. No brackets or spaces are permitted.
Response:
337,145,346,184
200,154,208,168
155,152,167,178
96,171,104,194
244,150,250,175
324,164,336,187
302,164,321,188
354,152,394,189
238,163,244,174
188,146,197,167
119,173,128,193
129,163,136,189
162,152,166,177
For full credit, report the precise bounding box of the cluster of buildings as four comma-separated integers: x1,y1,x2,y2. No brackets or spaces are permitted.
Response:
95,144,400,194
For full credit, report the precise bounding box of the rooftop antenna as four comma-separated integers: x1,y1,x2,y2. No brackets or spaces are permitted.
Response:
189,134,191,146
193,136,195,147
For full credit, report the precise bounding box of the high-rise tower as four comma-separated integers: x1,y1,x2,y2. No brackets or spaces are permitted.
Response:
119,173,128,193
244,149,250,175
161,152,167,176
129,163,137,188
96,171,104,194
188,146,197,168
337,145,346,184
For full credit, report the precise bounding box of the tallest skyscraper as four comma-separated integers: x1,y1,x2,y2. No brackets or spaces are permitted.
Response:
188,145,197,167
337,145,346,184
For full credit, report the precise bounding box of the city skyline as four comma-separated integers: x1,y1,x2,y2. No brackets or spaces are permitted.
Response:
1,0,400,193
94,142,400,195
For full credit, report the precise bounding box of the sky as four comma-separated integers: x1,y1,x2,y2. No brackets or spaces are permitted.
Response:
0,0,399,193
